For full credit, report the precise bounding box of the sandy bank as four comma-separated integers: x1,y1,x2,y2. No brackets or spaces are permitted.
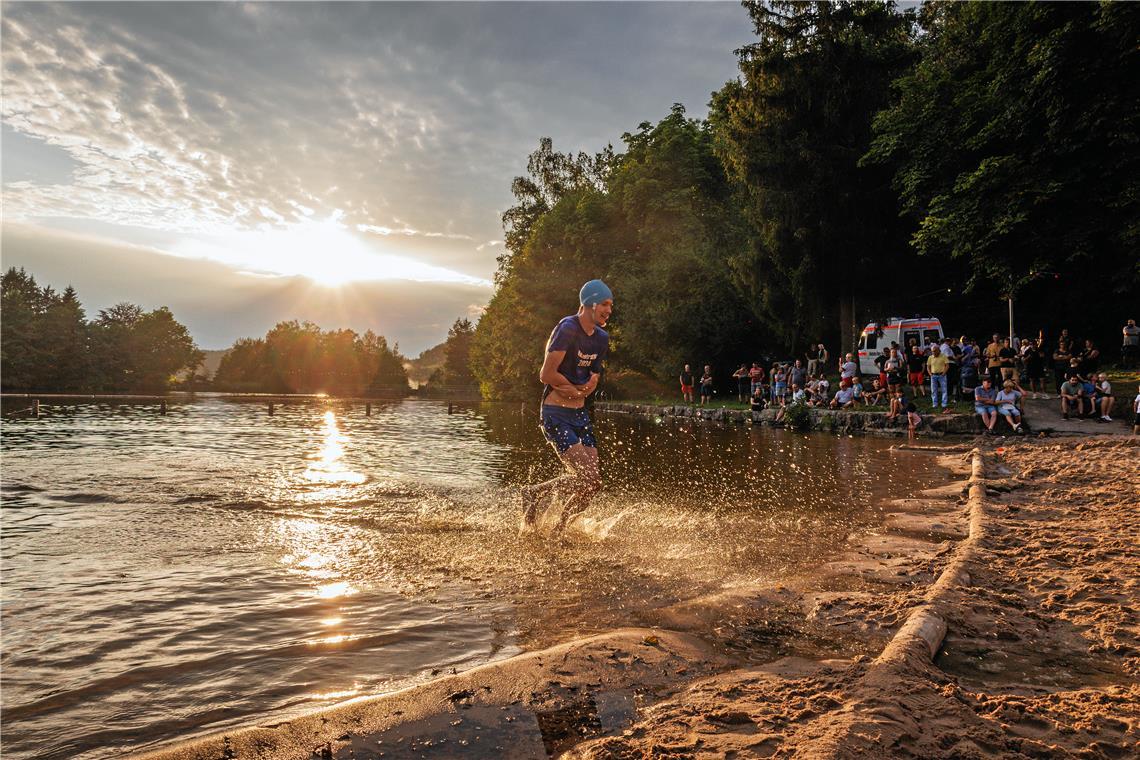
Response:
136,439,1137,759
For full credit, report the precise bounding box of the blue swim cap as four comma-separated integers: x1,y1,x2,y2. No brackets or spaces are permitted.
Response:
579,279,613,306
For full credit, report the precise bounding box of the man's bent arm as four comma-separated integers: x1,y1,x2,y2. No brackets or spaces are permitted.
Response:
540,350,587,399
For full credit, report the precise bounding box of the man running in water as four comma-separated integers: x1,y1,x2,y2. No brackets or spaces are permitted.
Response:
521,280,612,534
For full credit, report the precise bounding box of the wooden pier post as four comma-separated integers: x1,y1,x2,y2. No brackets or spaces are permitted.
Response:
268,402,275,416
32,399,40,418
366,403,372,416
160,400,167,415
448,402,453,414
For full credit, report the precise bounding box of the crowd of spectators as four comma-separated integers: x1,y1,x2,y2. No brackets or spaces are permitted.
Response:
679,320,1136,433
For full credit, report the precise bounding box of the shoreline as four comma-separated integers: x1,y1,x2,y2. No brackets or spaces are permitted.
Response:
134,438,1138,759
133,447,977,759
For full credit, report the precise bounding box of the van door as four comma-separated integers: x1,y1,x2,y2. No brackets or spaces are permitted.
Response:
858,331,881,376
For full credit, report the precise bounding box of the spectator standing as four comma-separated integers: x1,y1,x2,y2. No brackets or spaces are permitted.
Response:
985,333,1004,386
998,338,1017,383
907,346,927,397
1133,384,1140,435
700,365,714,406
874,348,889,392
1078,339,1101,377
839,353,857,382
959,337,979,397
679,364,695,404
789,359,807,391
1052,340,1073,393
749,363,765,398
996,380,1024,434
772,364,788,404
732,364,750,403
1123,319,1139,368
941,337,959,401
885,348,904,394
1022,339,1046,397
974,377,999,434
927,344,951,412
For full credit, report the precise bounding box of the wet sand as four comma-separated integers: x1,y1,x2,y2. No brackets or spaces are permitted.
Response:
136,438,1138,759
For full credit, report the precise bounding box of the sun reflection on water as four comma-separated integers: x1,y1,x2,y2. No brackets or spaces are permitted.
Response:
302,410,366,488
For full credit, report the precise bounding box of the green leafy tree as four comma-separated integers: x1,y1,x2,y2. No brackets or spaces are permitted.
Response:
1,267,51,389
39,286,90,391
864,1,1140,333
710,0,917,354
441,317,476,386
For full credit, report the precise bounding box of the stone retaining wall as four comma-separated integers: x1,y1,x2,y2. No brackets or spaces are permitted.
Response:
594,402,978,437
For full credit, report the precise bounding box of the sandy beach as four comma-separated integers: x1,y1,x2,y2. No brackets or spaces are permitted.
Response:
137,437,1138,759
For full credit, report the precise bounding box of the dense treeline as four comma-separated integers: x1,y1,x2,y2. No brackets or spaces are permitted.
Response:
472,0,1139,400
213,320,409,396
1,267,204,393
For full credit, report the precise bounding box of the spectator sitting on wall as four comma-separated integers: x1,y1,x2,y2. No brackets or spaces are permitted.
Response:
750,387,767,413
1059,375,1084,421
887,386,907,420
863,378,887,406
974,376,999,435
1094,373,1115,423
830,381,856,409
996,380,1025,434
851,375,865,406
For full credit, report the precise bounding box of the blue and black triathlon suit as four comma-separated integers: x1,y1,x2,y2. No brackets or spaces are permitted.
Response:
540,315,609,453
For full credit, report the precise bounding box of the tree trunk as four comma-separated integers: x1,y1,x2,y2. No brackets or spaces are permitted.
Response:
838,293,856,357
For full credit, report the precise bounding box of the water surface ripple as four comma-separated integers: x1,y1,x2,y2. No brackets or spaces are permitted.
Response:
0,396,948,759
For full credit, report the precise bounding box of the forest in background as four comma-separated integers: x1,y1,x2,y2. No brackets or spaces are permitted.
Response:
470,1,1139,400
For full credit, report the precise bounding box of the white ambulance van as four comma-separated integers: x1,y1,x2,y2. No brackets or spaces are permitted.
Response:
857,317,946,377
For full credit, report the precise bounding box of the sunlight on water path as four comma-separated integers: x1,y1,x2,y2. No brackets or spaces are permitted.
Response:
1,397,949,759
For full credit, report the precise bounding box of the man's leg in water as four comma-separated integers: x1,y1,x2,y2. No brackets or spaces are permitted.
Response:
521,469,574,527
553,443,601,534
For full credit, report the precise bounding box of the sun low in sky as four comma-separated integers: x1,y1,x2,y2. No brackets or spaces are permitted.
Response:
1,2,753,353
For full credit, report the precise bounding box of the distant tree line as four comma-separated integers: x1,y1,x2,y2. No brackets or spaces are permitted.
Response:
213,320,409,396
471,1,1139,400
1,267,203,393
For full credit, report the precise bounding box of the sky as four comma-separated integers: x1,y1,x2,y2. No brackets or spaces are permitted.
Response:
1,1,754,354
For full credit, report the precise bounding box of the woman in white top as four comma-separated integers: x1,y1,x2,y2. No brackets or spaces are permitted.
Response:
1094,373,1114,422
995,380,1024,434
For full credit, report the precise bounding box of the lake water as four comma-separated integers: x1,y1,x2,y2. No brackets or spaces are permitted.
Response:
1,396,949,759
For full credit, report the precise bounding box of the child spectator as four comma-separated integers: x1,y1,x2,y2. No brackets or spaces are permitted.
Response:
996,380,1024,434
906,402,923,437
1133,384,1140,435
851,376,865,406
974,377,999,434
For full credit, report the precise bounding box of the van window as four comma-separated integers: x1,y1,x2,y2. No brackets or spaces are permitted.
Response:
865,333,878,350
923,329,942,346
903,330,920,349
